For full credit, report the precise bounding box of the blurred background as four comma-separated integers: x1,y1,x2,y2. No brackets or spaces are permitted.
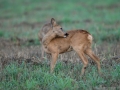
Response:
0,0,120,43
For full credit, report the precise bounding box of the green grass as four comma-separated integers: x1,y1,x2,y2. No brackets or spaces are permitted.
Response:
0,61,120,90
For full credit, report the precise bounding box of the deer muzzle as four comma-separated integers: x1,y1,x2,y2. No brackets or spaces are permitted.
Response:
64,33,69,38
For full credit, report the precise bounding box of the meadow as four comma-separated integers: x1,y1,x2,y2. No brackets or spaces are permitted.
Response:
0,0,120,90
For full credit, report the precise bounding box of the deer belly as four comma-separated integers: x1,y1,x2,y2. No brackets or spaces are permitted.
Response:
43,43,71,54
58,45,71,54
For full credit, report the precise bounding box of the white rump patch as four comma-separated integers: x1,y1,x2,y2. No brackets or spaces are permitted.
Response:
88,35,93,43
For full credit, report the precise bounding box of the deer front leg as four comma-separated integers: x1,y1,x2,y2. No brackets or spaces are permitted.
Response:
41,45,46,60
50,53,58,73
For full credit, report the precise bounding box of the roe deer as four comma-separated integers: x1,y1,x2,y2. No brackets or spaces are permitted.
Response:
40,21,101,76
38,18,65,59
38,18,66,58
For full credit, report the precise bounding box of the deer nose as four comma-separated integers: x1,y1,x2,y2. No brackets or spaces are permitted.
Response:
64,33,69,37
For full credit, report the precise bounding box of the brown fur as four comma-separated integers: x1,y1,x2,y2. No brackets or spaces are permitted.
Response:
38,23,52,41
38,18,65,59
42,28,101,76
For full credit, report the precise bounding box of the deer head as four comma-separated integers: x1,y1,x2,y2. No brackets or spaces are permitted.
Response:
51,18,68,38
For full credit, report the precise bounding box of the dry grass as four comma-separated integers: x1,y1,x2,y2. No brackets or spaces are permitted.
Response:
0,38,120,68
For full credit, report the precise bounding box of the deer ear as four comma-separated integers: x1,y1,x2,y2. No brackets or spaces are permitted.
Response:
51,18,57,27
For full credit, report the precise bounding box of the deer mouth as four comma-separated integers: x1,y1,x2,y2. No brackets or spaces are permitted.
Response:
64,33,69,38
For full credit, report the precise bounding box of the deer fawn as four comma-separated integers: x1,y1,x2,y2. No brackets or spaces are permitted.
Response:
38,18,65,59
39,18,101,76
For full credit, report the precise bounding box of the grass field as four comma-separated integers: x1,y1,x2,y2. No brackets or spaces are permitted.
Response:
0,0,120,90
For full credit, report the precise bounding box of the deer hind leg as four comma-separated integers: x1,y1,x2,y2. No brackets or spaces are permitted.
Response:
50,53,58,73
85,48,101,75
74,47,88,76
79,52,89,76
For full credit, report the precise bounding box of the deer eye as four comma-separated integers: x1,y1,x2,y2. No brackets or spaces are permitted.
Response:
60,28,63,30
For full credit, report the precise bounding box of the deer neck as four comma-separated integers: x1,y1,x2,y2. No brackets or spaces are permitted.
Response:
42,30,56,47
